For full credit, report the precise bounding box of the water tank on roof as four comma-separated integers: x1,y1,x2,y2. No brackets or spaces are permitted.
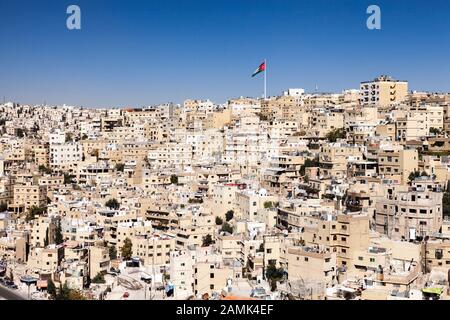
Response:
259,188,267,196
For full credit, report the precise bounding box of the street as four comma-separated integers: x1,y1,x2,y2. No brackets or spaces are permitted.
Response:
0,284,26,300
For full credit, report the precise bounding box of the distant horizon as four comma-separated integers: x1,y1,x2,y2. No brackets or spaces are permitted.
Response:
1,0,450,108
2,82,450,109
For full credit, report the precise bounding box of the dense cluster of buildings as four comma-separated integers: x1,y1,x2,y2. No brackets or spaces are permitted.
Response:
1,75,450,300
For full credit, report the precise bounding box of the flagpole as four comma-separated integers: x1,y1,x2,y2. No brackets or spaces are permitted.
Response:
264,59,267,99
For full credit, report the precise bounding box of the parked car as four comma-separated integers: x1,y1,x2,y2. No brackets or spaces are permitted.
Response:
123,292,129,298
5,280,18,289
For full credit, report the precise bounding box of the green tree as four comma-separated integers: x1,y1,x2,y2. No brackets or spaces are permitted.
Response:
408,171,421,182
65,132,74,142
109,245,117,260
47,279,57,300
91,272,106,284
430,127,442,135
257,243,264,253
220,222,233,234
215,216,223,225
265,260,284,292
38,165,52,175
325,128,345,143
63,173,75,184
91,149,99,159
263,201,273,209
25,205,46,222
105,198,120,210
54,220,64,245
57,283,67,300
170,175,178,184
68,289,86,300
115,163,125,172
225,210,234,222
300,158,320,176
57,282,87,300
44,228,49,247
202,234,214,247
121,237,133,260
443,192,450,218
16,128,25,138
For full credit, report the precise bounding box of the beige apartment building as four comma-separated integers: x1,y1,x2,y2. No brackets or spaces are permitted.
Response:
395,112,428,141
116,220,153,251
89,245,110,278
235,189,278,222
283,212,370,268
319,143,364,180
30,143,49,167
360,75,408,108
0,176,14,208
217,235,242,260
30,216,57,248
175,213,215,249
193,260,234,296
377,148,418,184
262,154,304,197
309,110,344,137
133,233,175,266
375,181,443,240
287,246,337,288
375,123,396,141
169,250,196,298
13,183,47,213
27,244,64,274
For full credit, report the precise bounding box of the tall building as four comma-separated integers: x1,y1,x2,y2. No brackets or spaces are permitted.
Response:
360,75,408,108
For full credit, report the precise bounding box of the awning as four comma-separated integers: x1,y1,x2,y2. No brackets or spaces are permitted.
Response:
422,287,444,295
37,280,48,289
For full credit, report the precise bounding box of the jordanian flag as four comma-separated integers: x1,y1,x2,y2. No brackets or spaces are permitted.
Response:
251,61,266,77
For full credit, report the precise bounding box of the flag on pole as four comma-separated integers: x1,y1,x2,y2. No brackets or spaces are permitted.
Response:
251,61,266,77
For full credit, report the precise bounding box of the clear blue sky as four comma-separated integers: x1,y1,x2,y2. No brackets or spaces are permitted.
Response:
0,0,449,108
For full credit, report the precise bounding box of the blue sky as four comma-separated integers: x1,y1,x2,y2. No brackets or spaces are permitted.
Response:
0,0,449,107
